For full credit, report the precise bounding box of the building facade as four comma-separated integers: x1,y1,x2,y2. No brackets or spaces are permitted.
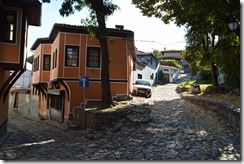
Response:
159,65,180,83
134,50,159,85
161,50,190,73
0,0,41,134
31,24,136,123
12,69,32,88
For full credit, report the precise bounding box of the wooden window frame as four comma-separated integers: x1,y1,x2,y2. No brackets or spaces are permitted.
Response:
33,56,39,72
52,49,57,69
43,54,51,71
65,45,79,67
87,47,101,68
0,9,17,43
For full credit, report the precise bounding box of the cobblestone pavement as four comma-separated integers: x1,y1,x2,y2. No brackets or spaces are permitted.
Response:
0,83,241,160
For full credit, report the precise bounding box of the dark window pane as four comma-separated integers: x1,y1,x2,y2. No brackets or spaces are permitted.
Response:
0,9,17,43
87,47,100,68
65,46,79,67
43,55,51,71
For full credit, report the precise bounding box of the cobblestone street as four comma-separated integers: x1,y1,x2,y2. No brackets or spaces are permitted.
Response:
0,83,240,160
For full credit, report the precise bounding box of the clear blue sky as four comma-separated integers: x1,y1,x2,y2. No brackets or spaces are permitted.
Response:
27,0,186,56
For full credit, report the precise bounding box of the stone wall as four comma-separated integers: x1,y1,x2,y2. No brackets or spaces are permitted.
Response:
69,103,153,131
182,94,240,132
70,106,130,130
9,92,39,119
85,109,130,130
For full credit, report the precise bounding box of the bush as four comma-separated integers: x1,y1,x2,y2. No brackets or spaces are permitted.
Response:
160,59,182,69
204,86,227,94
200,69,211,80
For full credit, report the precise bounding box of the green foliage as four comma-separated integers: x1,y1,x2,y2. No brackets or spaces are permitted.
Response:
132,0,240,89
158,70,164,82
152,49,161,59
199,69,211,81
160,59,181,69
214,33,240,89
180,80,212,93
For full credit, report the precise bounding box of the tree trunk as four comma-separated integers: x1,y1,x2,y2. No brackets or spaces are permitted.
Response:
210,33,218,86
94,5,113,109
99,37,113,108
210,62,218,86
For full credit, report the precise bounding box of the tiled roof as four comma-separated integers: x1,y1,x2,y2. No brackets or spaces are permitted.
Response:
136,51,159,60
30,37,52,50
31,23,134,50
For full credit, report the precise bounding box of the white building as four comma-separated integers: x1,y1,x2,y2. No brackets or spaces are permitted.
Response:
159,65,180,83
133,50,160,85
13,69,32,89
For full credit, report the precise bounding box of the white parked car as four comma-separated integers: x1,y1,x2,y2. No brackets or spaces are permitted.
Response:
180,70,184,74
132,79,152,98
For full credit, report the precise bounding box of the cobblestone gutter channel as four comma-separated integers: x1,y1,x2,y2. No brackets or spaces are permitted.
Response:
181,93,240,132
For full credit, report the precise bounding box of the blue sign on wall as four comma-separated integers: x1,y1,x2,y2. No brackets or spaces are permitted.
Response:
78,76,90,88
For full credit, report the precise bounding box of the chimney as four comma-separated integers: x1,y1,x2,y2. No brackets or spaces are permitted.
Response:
115,25,124,30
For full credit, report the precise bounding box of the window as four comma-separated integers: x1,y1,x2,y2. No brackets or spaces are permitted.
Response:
65,46,79,67
50,95,62,110
33,56,39,72
87,47,100,68
43,55,51,71
0,9,17,43
138,74,142,79
150,73,154,80
53,49,57,69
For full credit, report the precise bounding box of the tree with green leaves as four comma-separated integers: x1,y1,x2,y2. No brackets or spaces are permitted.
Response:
132,0,240,88
214,34,240,89
42,0,119,109
152,49,161,59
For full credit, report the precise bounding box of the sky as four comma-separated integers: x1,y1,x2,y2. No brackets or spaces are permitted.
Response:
27,0,187,57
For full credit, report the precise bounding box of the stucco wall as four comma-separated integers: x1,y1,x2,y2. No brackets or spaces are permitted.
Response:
9,92,39,119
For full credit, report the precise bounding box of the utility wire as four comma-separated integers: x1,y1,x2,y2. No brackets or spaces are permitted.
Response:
135,40,185,46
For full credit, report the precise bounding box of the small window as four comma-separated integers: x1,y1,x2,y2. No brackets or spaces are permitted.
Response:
0,9,17,43
150,73,154,80
138,74,142,79
65,46,79,67
53,49,57,69
43,55,51,71
87,47,100,68
33,56,39,72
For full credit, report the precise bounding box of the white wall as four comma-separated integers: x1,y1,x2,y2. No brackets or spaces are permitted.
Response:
133,55,159,85
160,65,180,83
13,69,32,88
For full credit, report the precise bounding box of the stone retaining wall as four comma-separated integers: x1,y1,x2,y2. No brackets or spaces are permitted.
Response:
70,106,130,130
182,94,240,132
85,109,129,130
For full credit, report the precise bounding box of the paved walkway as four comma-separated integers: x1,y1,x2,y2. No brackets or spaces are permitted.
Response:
0,83,240,160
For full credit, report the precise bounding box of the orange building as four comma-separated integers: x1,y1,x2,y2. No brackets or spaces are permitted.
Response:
31,24,136,123
0,0,42,134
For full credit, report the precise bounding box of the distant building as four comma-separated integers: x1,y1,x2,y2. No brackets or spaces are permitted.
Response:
161,50,182,61
161,50,190,73
159,65,180,83
134,50,160,85
12,69,32,89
